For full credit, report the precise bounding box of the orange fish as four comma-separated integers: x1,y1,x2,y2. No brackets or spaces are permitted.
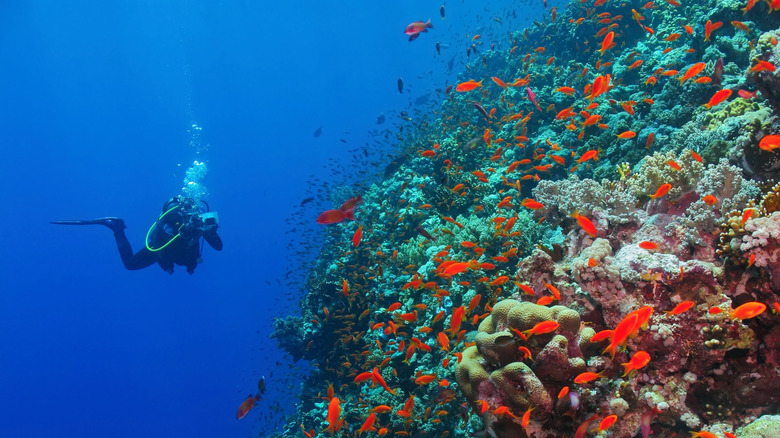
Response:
556,86,576,95
598,31,614,56
415,374,438,385
620,100,636,115
574,370,606,384
521,198,545,209
493,406,517,418
571,210,597,237
667,300,694,315
621,350,651,376
537,296,554,306
521,406,533,428
628,306,654,331
649,183,672,199
325,397,342,436
678,62,706,84
749,60,775,73
371,405,392,414
357,413,377,436
590,330,614,343
236,394,261,420
759,134,780,152
639,241,658,250
702,195,717,205
703,88,732,109
437,332,450,352
646,132,655,148
522,320,560,338
557,386,570,399
455,79,483,92
578,149,599,163
691,432,718,438
492,77,508,89
371,367,396,395
731,20,750,34
543,282,561,300
352,225,363,248
575,414,600,438
667,160,681,171
738,89,758,99
598,415,618,432
617,130,637,139
604,313,638,358
442,262,470,276
447,306,466,336
704,20,722,42
741,208,756,226
730,302,766,320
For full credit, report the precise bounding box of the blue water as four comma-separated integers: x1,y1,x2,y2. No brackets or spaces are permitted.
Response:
0,1,553,436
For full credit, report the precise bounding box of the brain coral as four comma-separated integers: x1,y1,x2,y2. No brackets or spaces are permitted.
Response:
455,300,589,438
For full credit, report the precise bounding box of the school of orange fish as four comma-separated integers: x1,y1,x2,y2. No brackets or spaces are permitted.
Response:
268,0,780,437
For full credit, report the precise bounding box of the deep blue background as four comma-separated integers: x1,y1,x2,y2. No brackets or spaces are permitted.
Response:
0,1,550,436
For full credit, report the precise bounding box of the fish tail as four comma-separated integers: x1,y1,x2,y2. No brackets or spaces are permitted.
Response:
426,19,433,29
603,343,616,359
343,208,356,221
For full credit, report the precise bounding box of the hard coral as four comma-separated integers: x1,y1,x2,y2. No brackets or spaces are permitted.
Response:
456,300,587,438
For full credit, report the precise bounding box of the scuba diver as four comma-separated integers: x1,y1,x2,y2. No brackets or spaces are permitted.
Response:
52,196,222,274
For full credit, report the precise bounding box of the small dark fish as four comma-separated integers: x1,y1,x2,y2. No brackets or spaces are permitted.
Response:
436,41,440,55
258,376,266,395
440,4,445,19
300,197,313,206
340,139,347,143
473,102,490,120
397,77,404,93
416,225,436,241
376,114,386,124
313,126,322,137
713,57,724,87
434,387,455,404
384,154,409,177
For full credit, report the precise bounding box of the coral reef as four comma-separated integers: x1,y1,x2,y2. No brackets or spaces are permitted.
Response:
270,0,780,437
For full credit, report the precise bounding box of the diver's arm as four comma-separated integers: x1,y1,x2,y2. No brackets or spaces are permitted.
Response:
203,229,223,251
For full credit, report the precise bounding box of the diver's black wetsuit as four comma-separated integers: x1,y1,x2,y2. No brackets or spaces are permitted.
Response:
106,197,222,274
111,224,222,274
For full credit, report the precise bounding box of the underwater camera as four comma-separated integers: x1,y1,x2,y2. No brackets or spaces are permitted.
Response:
192,211,219,232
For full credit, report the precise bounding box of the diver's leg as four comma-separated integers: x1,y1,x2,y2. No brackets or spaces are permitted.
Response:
105,219,156,270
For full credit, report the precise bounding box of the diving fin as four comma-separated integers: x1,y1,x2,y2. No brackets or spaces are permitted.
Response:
51,217,126,231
